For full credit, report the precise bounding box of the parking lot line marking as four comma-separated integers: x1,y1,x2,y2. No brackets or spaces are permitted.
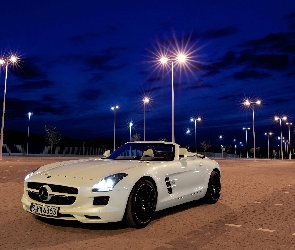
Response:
225,224,242,228
254,201,261,203
284,192,289,193
274,204,283,206
257,228,275,233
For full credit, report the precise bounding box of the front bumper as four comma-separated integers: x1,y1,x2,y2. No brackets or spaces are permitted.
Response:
21,189,130,223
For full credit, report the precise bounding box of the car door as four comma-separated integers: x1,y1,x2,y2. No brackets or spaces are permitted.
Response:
163,156,205,201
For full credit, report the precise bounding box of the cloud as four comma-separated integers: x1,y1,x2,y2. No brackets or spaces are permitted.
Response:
79,89,103,101
84,54,115,68
202,69,220,77
142,86,163,93
187,82,214,90
11,57,47,80
83,47,128,72
203,27,239,39
241,32,295,53
100,63,127,72
270,98,290,104
9,80,54,91
4,97,65,120
232,70,270,80
147,77,164,83
42,94,57,102
237,52,289,71
70,32,101,46
70,26,120,46
88,72,105,82
217,94,238,101
285,11,295,30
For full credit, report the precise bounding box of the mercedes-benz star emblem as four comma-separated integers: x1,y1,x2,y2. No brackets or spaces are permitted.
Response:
39,185,51,201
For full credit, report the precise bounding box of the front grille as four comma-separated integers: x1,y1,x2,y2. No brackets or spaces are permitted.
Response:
28,191,76,205
28,182,78,194
27,182,78,205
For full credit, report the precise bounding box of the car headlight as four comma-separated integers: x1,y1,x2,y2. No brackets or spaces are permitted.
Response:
24,168,39,181
92,173,128,192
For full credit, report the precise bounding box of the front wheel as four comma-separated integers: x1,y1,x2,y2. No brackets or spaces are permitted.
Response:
205,170,221,204
124,179,157,228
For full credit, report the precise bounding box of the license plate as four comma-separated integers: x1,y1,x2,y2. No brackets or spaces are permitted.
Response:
30,203,59,217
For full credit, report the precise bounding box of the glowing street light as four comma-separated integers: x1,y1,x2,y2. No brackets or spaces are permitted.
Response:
129,121,133,142
160,53,187,143
243,127,250,158
286,122,292,160
243,99,261,159
186,128,191,135
274,116,287,160
0,54,18,160
111,105,119,151
233,138,237,155
190,116,202,152
264,132,273,159
143,97,150,141
27,112,33,155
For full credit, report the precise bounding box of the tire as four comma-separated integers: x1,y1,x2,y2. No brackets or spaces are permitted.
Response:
124,179,157,228
205,170,221,204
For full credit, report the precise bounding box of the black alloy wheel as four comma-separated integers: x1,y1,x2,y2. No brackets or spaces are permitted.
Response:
125,179,157,228
205,170,221,204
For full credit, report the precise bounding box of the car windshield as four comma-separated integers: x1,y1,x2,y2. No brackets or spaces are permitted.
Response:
108,142,175,161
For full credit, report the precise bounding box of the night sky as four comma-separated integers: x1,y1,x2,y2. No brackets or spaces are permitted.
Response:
0,0,295,149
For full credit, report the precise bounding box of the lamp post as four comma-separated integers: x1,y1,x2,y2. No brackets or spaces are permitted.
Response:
129,121,133,142
111,105,119,151
0,55,18,160
27,112,33,155
243,99,261,159
190,116,201,152
264,132,273,159
219,135,224,158
160,53,187,143
286,122,292,160
143,97,150,141
243,127,250,158
233,139,237,155
274,116,287,160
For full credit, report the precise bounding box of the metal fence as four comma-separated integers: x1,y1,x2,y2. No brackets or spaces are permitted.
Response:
2,144,106,156
2,144,240,158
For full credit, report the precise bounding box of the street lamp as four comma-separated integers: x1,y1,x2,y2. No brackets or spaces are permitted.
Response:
160,53,187,143
190,116,201,152
233,139,237,155
129,121,133,142
243,99,261,159
274,116,287,160
27,112,33,155
243,127,251,158
143,97,150,141
264,132,273,159
0,54,18,160
111,105,119,151
286,122,292,160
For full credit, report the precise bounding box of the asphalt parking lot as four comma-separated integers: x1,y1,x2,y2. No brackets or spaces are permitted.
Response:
0,156,295,250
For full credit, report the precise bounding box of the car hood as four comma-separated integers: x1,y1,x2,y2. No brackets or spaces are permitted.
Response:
32,158,146,182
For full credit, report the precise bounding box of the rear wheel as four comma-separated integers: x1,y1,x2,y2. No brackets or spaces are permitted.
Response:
125,179,157,228
205,170,221,204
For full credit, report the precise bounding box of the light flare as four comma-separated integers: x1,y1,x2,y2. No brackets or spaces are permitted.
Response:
148,32,206,82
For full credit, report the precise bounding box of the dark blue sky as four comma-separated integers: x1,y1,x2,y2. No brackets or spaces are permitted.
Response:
0,0,295,148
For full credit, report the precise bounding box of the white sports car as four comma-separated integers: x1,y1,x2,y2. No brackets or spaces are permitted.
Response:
22,141,221,228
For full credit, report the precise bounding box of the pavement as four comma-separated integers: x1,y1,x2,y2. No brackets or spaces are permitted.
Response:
0,156,295,250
